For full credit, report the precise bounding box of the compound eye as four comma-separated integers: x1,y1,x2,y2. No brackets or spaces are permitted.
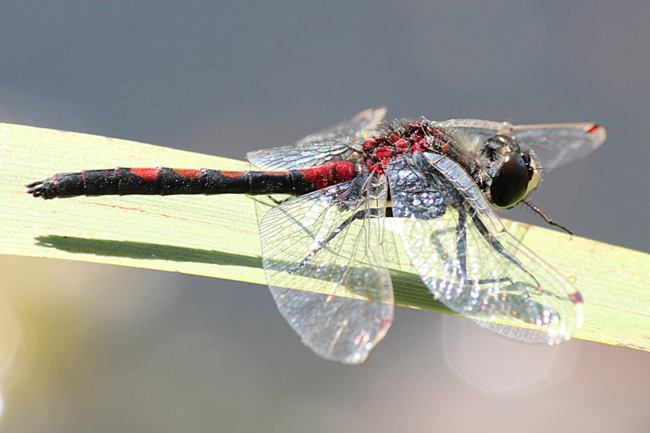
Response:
490,152,529,208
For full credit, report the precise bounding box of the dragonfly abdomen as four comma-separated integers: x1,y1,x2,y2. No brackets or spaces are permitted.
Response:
27,162,363,199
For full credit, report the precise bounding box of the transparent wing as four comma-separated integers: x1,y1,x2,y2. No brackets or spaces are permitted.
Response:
439,119,606,170
294,107,387,147
386,152,583,344
510,122,606,170
246,107,386,170
259,172,393,364
437,119,515,144
247,140,359,171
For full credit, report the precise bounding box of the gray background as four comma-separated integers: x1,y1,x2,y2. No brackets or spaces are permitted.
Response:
1,1,649,432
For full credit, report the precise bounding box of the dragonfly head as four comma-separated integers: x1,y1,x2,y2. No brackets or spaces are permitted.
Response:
483,135,540,209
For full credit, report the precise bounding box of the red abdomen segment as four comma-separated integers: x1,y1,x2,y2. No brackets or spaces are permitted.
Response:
27,162,362,200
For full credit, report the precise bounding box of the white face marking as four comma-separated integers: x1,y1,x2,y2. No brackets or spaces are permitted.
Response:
525,153,540,197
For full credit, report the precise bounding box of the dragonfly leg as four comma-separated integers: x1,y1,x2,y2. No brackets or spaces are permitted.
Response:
470,211,542,290
267,195,293,205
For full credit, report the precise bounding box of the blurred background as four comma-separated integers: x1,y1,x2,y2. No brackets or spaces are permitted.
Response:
1,0,650,431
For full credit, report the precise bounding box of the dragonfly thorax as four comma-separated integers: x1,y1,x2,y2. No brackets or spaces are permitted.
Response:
361,120,540,210
361,120,457,174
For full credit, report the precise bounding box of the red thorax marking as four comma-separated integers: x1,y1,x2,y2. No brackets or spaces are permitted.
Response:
361,122,452,174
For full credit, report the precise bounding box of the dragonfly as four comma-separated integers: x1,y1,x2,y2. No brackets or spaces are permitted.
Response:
27,108,606,364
